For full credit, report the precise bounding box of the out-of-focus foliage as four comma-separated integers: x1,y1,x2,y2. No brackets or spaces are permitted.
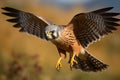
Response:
0,52,42,80
0,0,120,80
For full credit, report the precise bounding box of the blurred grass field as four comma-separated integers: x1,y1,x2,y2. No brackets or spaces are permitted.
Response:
0,0,120,80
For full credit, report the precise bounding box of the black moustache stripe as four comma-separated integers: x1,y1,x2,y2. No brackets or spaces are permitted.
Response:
52,35,56,39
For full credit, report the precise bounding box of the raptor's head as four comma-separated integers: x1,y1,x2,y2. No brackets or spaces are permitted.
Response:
44,25,61,40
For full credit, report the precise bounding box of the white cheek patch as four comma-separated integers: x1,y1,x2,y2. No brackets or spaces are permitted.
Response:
53,32,57,37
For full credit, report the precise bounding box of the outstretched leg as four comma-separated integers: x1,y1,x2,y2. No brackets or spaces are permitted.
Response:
69,53,78,70
69,42,84,70
56,48,66,71
56,57,62,71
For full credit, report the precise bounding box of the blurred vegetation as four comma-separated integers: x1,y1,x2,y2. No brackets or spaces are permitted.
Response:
0,51,42,80
0,0,120,80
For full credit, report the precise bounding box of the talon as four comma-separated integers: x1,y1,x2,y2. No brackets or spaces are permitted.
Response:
56,62,62,71
70,54,78,70
56,57,62,71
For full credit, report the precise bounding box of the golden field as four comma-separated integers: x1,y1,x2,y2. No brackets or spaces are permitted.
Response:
0,0,120,80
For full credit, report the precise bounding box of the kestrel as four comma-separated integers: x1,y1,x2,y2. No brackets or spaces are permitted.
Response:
2,7,120,72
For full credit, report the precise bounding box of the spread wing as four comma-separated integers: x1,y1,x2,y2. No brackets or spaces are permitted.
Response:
2,7,53,39
68,7,120,48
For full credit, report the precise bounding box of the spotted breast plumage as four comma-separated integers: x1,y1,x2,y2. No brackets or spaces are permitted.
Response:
2,7,120,72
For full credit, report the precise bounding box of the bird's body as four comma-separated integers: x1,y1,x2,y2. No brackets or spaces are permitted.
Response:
2,7,120,72
52,25,80,52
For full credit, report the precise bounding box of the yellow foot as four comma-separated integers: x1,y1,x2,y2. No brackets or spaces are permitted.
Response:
56,57,62,71
70,54,78,70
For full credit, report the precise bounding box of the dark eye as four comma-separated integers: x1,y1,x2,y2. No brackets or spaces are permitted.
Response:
51,30,55,33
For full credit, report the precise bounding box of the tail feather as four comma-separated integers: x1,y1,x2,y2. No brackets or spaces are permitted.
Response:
73,51,108,72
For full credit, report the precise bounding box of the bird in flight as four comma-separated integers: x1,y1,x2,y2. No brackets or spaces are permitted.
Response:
2,7,120,72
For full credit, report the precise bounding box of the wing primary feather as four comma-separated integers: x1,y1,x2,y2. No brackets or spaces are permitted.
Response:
13,23,20,28
106,22,120,26
19,28,25,32
91,7,114,14
7,18,19,23
2,7,19,13
2,12,18,17
105,18,120,22
101,13,120,17
107,26,117,30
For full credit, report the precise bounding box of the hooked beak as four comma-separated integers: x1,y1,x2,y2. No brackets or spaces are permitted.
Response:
45,32,52,40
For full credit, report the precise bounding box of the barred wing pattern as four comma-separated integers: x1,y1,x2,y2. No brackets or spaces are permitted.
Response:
2,7,52,39
69,7,120,48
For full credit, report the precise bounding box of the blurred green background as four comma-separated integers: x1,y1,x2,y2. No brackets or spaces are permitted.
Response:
0,0,120,80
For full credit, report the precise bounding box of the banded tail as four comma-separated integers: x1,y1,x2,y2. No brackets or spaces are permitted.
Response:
73,51,108,72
